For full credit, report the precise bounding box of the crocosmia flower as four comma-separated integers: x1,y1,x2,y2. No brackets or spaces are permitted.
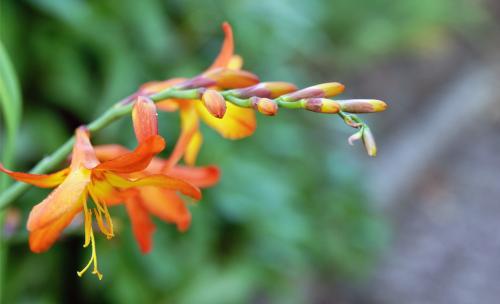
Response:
139,22,259,165
0,99,200,279
94,145,218,253
94,98,219,253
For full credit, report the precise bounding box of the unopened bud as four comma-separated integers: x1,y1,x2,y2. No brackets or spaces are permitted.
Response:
204,68,259,89
303,98,340,114
362,126,377,157
132,96,158,143
250,97,278,116
202,89,227,118
348,129,363,146
231,82,297,99
338,99,387,113
281,82,345,101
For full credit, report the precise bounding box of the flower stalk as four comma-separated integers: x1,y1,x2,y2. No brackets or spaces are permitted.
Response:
0,84,385,210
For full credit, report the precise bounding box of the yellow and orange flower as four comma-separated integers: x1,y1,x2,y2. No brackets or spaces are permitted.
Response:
138,22,261,165
94,144,219,253
0,98,200,279
94,98,220,253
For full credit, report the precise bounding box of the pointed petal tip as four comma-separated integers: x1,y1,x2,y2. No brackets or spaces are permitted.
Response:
176,216,192,232
207,21,235,70
222,21,232,32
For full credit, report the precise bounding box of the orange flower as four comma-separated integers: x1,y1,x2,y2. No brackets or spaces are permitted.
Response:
94,98,220,253
94,144,219,253
0,99,200,279
139,22,259,165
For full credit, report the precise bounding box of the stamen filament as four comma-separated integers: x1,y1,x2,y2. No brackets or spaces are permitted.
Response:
77,207,103,280
88,186,115,238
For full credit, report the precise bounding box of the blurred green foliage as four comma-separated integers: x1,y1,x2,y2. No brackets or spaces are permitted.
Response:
0,0,487,303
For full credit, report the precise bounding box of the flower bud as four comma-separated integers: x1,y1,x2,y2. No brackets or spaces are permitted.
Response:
231,82,297,99
203,68,260,89
362,126,377,157
132,96,158,143
338,99,387,113
303,98,340,114
348,129,363,146
202,89,227,118
281,82,345,101
250,97,278,116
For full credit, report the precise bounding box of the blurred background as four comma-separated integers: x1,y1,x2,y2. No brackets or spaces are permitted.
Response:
1,0,499,303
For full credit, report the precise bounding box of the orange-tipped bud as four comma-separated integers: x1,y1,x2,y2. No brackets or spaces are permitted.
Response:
303,98,340,114
362,127,377,157
281,82,345,101
202,89,227,118
132,96,158,143
203,68,259,89
231,82,297,99
338,99,387,113
250,97,278,116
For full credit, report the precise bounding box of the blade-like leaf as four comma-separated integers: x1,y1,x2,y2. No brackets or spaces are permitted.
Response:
0,40,22,189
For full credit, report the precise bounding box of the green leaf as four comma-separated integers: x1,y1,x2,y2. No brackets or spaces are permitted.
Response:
0,40,22,189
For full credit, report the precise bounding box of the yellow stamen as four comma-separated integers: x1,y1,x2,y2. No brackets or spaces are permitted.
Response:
94,208,113,239
82,202,91,248
77,206,103,280
88,187,114,238
88,186,107,214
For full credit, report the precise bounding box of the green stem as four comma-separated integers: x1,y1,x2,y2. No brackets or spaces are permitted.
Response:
276,99,305,109
223,95,252,107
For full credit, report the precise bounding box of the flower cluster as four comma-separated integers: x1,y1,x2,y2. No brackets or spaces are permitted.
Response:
0,23,387,279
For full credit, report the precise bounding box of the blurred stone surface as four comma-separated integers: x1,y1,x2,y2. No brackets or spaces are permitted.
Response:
363,119,500,304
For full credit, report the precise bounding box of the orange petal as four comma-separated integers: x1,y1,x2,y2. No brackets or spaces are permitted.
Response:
156,99,180,112
95,145,169,179
203,68,259,89
27,168,90,231
94,144,130,162
29,205,82,253
169,165,220,188
90,178,128,205
196,102,256,139
168,105,200,168
125,197,156,253
207,22,234,70
95,135,165,173
71,127,100,170
103,172,202,200
139,187,191,232
94,145,165,178
0,164,69,188
158,125,198,171
184,131,203,166
169,105,203,167
132,96,158,143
